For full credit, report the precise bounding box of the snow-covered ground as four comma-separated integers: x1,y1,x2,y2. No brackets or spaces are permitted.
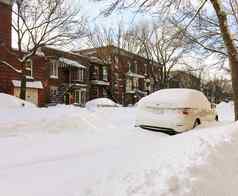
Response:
0,97,237,196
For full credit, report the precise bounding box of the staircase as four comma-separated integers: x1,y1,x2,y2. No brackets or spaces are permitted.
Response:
56,84,70,104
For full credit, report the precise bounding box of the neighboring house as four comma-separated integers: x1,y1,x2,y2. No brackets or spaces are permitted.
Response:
42,47,90,106
0,0,46,106
75,45,160,105
88,56,110,100
0,0,90,106
0,0,160,106
168,71,201,90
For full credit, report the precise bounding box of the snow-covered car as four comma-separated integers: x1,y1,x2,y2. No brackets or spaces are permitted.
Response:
85,98,119,110
135,88,218,134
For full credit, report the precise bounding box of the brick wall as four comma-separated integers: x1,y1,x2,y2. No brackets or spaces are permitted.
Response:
0,2,12,48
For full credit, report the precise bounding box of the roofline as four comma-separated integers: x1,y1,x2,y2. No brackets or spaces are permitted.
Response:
74,45,161,66
42,46,89,60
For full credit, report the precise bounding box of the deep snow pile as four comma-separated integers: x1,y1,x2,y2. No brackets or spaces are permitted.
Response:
85,98,118,110
0,102,237,196
216,101,234,122
0,93,35,109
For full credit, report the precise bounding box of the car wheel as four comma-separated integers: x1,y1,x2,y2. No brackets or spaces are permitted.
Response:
193,119,201,128
215,115,219,121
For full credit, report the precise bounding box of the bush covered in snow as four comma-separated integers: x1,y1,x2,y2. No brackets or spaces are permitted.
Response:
216,101,234,121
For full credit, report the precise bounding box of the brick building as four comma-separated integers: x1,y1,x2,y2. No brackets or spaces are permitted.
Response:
76,45,161,105
0,0,47,106
41,47,91,106
0,0,160,106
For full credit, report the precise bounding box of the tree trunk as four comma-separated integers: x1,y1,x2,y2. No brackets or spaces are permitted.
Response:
19,60,26,100
210,0,238,120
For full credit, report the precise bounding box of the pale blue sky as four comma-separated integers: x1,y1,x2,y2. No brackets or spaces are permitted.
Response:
77,0,154,29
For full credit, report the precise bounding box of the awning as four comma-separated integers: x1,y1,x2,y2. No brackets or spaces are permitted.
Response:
59,57,86,69
12,80,43,89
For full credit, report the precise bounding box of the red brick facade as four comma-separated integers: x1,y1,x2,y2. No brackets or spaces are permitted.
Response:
0,1,160,107
77,46,160,105
0,1,12,48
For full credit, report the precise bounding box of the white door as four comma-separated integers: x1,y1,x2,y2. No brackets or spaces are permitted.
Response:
74,89,86,105
14,88,38,105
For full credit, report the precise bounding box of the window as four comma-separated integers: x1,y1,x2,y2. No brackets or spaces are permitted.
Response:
126,79,133,92
103,88,107,97
74,89,86,104
79,69,84,81
25,59,33,78
115,56,119,64
77,69,84,81
134,61,138,73
103,66,108,81
128,62,132,72
144,64,148,75
50,86,58,97
72,69,84,81
133,78,139,89
50,60,59,79
93,66,99,80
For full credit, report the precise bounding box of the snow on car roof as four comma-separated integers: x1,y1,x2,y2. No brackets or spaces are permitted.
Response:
139,88,211,109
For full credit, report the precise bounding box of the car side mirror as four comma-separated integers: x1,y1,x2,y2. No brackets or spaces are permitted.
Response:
211,103,216,109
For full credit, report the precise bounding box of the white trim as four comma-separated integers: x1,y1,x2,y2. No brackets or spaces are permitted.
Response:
26,76,34,80
126,71,145,79
91,80,110,86
50,75,59,79
74,83,88,87
12,80,43,89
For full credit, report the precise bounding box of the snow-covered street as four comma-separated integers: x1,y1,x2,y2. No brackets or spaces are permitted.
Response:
0,100,237,196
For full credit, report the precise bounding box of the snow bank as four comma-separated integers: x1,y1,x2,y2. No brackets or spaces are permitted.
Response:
0,101,237,196
86,98,118,110
216,101,234,122
139,88,211,109
0,93,35,109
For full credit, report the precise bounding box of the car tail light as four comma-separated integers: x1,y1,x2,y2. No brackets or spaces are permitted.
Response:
181,108,191,115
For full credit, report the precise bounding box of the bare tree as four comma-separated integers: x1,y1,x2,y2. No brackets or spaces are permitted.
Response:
142,22,191,88
86,21,142,54
96,0,238,120
0,0,86,100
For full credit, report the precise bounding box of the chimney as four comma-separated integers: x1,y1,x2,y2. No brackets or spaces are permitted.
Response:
0,0,13,48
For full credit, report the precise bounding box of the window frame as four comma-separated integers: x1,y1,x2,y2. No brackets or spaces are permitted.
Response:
78,69,84,82
103,66,108,81
25,59,33,78
50,60,59,79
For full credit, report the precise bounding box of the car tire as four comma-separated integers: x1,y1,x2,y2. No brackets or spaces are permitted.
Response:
193,119,201,128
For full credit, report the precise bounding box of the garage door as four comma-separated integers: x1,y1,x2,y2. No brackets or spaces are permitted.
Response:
14,88,38,105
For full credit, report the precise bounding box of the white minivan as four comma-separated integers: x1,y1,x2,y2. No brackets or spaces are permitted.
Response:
135,89,218,134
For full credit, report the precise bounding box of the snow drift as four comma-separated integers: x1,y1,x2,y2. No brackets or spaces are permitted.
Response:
0,93,35,109
0,100,237,196
86,98,118,110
